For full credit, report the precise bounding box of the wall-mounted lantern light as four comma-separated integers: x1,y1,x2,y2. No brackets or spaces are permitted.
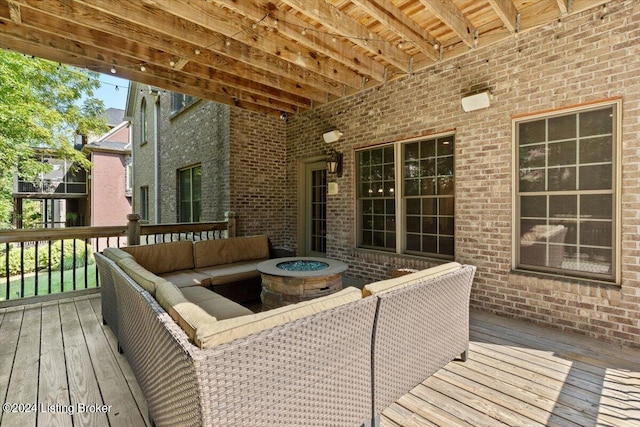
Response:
327,148,343,177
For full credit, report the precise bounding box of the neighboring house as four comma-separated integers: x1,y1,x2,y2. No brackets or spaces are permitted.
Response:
83,109,132,226
12,108,131,228
124,2,640,346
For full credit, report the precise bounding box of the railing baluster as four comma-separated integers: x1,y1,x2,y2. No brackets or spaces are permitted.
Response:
60,240,64,292
48,240,52,293
72,239,77,291
84,238,89,289
5,243,10,300
20,242,25,298
35,243,39,296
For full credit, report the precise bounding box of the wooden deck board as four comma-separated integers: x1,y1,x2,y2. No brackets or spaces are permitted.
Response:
1,295,639,427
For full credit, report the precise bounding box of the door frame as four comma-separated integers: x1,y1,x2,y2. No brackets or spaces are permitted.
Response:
297,155,327,256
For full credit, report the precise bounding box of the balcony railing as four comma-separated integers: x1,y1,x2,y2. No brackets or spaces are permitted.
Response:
0,212,236,304
14,178,88,196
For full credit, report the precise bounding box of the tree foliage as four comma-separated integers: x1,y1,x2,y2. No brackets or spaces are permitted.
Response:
0,50,109,228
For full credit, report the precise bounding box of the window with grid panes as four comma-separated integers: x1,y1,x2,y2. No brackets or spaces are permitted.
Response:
178,165,201,223
404,135,455,258
357,134,455,258
515,101,618,282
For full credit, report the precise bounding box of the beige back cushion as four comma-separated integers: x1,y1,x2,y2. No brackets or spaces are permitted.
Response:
116,257,166,296
193,235,270,268
155,281,217,341
362,262,462,297
103,247,134,262
122,240,195,274
195,286,362,349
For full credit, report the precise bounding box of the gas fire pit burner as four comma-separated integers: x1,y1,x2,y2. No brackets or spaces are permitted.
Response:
276,260,330,272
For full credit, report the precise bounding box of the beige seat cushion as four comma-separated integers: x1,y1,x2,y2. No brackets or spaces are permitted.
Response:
102,247,134,262
180,286,253,320
362,262,462,297
122,240,195,274
160,269,212,288
193,235,269,268
116,257,166,296
194,260,265,286
155,281,217,340
195,286,362,349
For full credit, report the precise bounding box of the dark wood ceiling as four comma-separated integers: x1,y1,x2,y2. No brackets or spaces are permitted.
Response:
0,0,608,116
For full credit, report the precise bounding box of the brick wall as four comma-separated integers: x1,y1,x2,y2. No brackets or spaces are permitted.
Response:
157,96,230,223
131,91,158,223
285,0,640,346
229,109,287,244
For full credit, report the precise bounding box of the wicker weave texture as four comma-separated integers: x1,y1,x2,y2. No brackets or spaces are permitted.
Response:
372,265,476,414
112,264,203,427
198,296,377,427
111,260,378,427
95,253,118,338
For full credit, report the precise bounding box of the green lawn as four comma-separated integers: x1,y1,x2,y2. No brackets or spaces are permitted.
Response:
2,264,99,301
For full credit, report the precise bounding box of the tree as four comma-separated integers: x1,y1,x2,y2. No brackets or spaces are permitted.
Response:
0,50,108,228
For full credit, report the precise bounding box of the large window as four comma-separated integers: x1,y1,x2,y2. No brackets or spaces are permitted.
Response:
140,98,148,145
178,165,201,223
515,100,619,282
140,186,149,221
171,92,196,115
357,134,455,259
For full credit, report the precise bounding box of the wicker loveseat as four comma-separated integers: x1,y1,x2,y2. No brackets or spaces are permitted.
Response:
97,243,475,427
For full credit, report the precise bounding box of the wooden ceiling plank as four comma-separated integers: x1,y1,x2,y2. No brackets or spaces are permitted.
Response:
215,0,387,81
0,32,280,115
9,3,315,108
76,0,363,90
417,0,476,48
11,0,342,97
486,0,518,33
350,0,439,60
0,16,299,113
279,0,412,71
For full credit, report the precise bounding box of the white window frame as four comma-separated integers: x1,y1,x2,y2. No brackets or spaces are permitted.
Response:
356,132,456,260
512,98,622,284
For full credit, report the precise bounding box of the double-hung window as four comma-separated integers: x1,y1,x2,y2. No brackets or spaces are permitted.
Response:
357,134,455,259
515,100,620,282
178,165,201,223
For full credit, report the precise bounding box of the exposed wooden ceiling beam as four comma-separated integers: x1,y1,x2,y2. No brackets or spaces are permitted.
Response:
0,14,297,114
49,0,350,95
418,0,476,48
94,0,364,91
280,0,411,71
486,0,518,33
0,32,279,115
214,0,387,83
350,0,439,61
7,3,315,109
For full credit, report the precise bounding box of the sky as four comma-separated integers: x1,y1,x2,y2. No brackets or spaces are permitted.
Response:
93,73,130,111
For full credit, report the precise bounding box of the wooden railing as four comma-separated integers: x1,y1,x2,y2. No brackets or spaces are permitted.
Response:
0,212,235,304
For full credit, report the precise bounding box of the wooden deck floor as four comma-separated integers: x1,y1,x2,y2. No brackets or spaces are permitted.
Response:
1,294,639,427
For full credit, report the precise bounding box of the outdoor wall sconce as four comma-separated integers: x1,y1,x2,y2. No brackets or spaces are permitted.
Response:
327,148,343,177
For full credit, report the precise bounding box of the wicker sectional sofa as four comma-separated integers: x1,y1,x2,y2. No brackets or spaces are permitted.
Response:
96,242,475,427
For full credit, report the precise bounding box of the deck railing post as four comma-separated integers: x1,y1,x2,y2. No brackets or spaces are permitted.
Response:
225,211,236,238
127,214,141,246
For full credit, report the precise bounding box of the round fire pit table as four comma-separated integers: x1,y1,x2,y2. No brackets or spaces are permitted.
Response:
258,257,348,310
